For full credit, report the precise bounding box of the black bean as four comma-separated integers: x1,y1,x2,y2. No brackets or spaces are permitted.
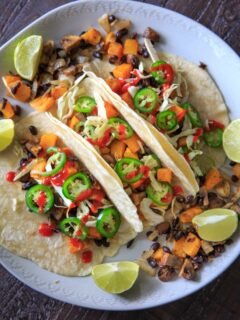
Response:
126,238,135,248
20,157,28,167
229,160,236,167
93,51,103,59
147,257,158,268
14,105,22,116
152,236,158,242
22,180,37,190
151,242,160,251
116,28,128,40
0,110,3,117
140,46,149,58
102,238,110,247
172,217,179,228
226,239,233,245
94,239,103,247
109,55,118,64
149,77,159,88
163,246,171,253
131,32,138,39
139,78,150,88
11,82,21,95
176,195,185,203
29,125,38,136
146,230,152,237
108,15,116,23
186,195,195,204
231,175,239,183
119,55,127,64
198,176,205,187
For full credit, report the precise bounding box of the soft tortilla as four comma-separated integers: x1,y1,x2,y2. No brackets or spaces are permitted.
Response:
0,112,137,276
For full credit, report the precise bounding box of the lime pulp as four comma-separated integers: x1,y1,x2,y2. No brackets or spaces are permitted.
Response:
223,119,240,163
0,119,15,152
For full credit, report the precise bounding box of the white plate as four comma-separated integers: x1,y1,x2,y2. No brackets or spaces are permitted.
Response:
0,0,239,311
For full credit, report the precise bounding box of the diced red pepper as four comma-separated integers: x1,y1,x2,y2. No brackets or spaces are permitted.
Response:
140,165,150,178
81,250,93,263
151,64,174,84
118,124,127,140
208,119,225,130
161,192,173,203
173,185,184,195
51,161,76,186
91,107,98,116
125,170,138,180
75,189,93,202
69,237,84,250
42,177,52,186
36,191,47,214
5,171,16,182
193,128,203,142
149,115,156,125
82,213,90,224
90,189,105,202
38,223,55,237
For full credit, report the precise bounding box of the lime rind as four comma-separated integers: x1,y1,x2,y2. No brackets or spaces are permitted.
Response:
223,119,240,163
192,208,238,242
92,261,139,294
14,35,43,81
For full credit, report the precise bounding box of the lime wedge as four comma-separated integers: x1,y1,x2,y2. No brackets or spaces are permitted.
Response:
92,261,139,294
14,35,43,81
192,208,238,242
0,119,14,151
223,119,240,163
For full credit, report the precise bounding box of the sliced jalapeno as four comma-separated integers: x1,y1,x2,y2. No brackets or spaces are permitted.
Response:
58,217,88,240
25,184,54,214
182,102,202,128
62,172,91,201
41,152,67,177
74,96,96,113
151,60,174,84
134,88,158,113
203,128,223,148
156,110,178,131
115,158,144,184
96,207,121,238
146,182,173,206
108,117,133,140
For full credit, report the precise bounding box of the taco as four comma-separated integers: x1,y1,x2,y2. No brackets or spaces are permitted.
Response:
53,73,199,230
0,112,141,276
87,38,229,178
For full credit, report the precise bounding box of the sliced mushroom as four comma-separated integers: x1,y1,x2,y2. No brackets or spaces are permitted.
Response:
60,35,81,53
143,27,160,42
158,266,175,282
53,58,67,71
215,180,231,198
155,221,170,235
38,72,53,85
98,13,111,33
63,65,77,76
201,240,214,255
208,192,225,209
130,192,145,206
43,40,55,56
160,253,183,269
179,258,195,280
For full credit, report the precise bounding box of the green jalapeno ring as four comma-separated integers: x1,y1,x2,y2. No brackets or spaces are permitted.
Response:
203,128,223,148
115,157,144,184
25,184,54,214
41,152,67,177
74,121,85,133
151,60,167,68
156,110,178,131
134,88,158,113
146,182,173,206
58,217,88,240
62,172,91,201
182,102,203,128
108,117,133,140
46,146,60,154
74,96,96,113
96,207,121,238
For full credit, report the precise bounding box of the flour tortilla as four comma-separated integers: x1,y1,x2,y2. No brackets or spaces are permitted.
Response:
0,112,138,276
87,50,229,169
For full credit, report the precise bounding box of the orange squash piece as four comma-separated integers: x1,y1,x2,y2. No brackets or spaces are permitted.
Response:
30,160,47,179
112,63,133,79
88,227,102,239
30,95,55,112
232,163,240,178
123,39,138,55
0,99,15,118
120,91,135,109
179,207,203,223
170,105,187,122
51,85,68,99
40,133,58,150
173,237,186,258
183,233,201,257
124,147,139,159
131,178,145,189
123,134,140,153
81,28,101,45
106,78,123,93
104,101,119,118
157,168,173,183
110,140,126,160
7,80,31,102
68,115,79,129
153,248,164,261
204,168,222,190
107,42,123,59
104,32,116,50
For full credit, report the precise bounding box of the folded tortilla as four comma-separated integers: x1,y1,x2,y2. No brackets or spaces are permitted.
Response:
57,71,198,195
0,112,139,276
